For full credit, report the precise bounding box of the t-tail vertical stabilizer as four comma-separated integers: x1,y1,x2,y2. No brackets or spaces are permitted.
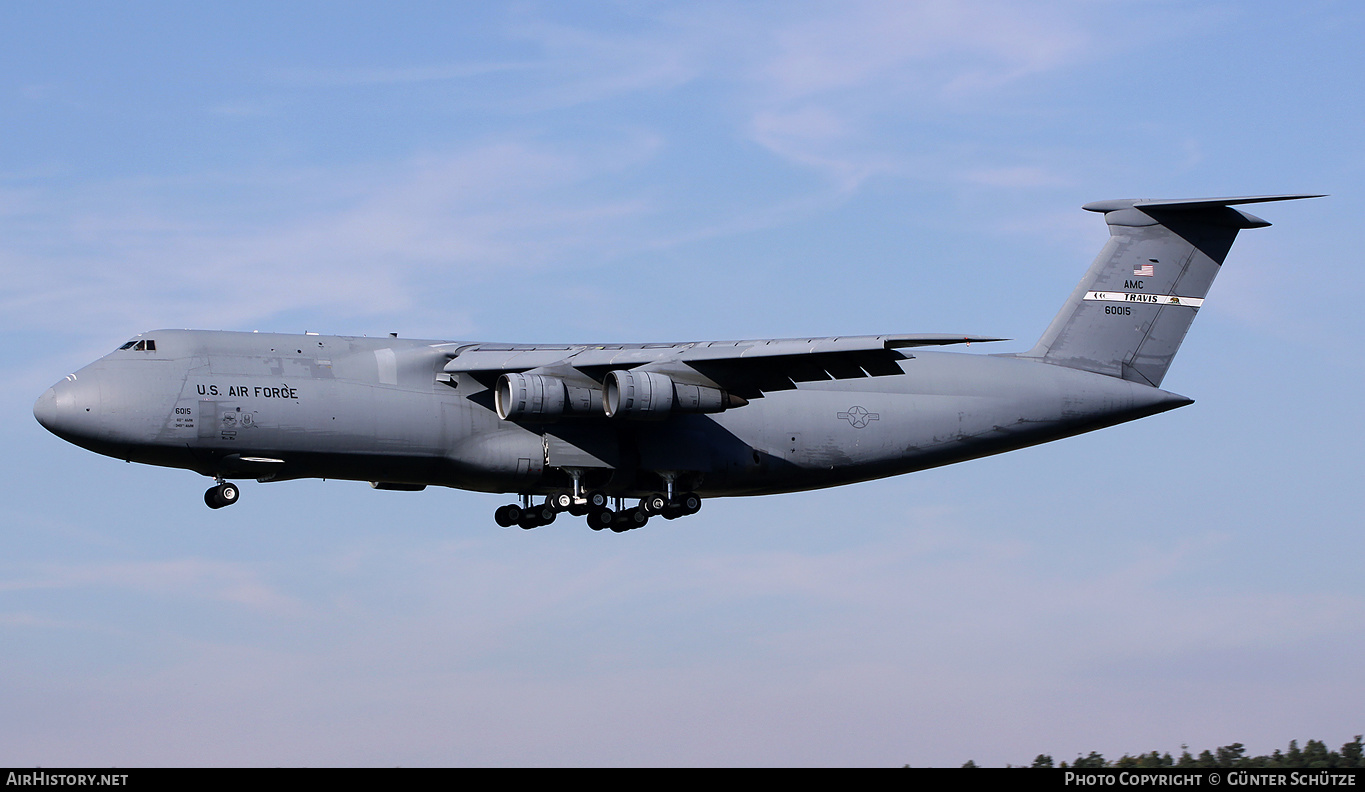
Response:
1019,194,1322,387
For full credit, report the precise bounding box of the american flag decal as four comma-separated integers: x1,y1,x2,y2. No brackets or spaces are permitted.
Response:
1133,262,1155,277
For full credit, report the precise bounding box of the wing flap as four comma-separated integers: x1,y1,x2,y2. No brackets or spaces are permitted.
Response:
442,346,587,374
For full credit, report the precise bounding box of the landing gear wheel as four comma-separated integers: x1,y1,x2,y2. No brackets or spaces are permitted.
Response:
610,507,648,532
494,504,524,527
517,504,556,530
641,493,668,515
548,492,575,512
586,509,614,531
204,482,240,510
585,490,609,511
660,492,700,520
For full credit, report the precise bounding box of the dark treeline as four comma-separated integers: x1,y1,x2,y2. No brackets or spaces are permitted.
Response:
959,736,1364,768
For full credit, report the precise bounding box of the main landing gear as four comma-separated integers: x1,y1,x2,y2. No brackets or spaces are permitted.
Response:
204,480,240,509
493,490,701,532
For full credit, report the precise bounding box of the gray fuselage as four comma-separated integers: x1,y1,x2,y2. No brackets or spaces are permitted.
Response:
34,328,1190,500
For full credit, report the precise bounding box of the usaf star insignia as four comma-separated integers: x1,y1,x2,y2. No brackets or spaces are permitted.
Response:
837,405,880,428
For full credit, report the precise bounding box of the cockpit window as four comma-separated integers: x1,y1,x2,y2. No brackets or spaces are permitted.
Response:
119,339,156,351
118,341,136,350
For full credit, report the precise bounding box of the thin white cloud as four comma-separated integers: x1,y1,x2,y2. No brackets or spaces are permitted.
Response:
0,135,663,337
0,559,307,616
964,165,1071,189
757,1,1084,101
269,62,536,88
496,8,719,111
740,1,1092,188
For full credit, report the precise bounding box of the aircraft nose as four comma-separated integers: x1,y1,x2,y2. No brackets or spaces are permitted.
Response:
33,387,58,431
34,375,103,443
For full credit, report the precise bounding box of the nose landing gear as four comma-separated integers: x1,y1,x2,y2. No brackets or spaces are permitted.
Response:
204,481,240,509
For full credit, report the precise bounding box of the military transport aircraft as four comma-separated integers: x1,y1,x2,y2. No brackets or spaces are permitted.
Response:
34,195,1318,531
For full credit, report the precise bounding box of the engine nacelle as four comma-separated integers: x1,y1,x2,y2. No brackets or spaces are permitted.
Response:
603,370,733,419
495,373,602,421
496,373,566,421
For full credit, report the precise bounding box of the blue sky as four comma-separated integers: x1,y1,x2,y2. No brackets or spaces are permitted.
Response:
2,1,1362,767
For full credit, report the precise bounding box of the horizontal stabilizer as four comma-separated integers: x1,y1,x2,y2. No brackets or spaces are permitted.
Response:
1083,194,1325,212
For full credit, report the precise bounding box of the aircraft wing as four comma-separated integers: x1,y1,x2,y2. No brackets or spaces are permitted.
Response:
439,334,1006,400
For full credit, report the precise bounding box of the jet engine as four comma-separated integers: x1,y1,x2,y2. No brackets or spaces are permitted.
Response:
495,373,566,421
495,373,601,421
603,370,737,419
